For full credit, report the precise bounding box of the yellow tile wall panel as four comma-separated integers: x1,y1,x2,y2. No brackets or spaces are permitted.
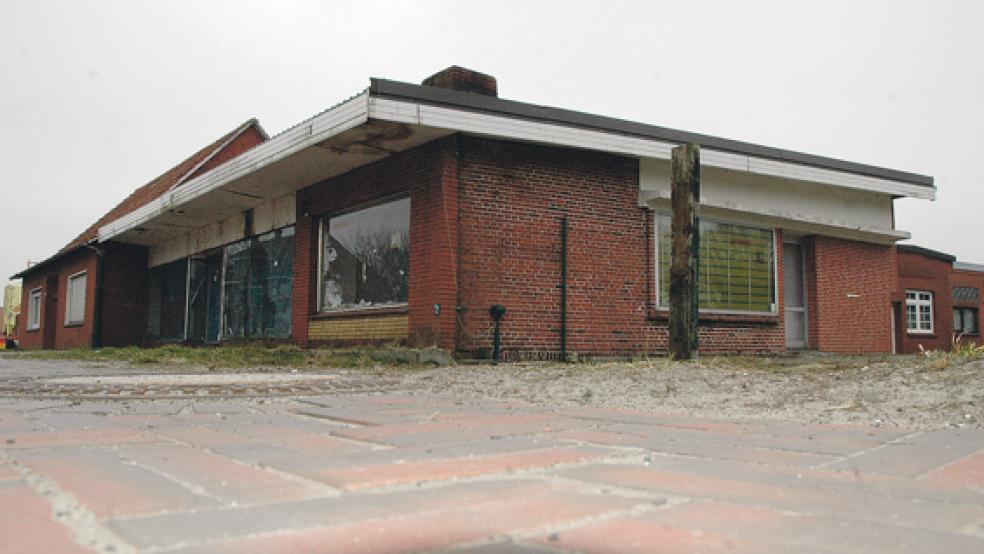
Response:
308,314,408,342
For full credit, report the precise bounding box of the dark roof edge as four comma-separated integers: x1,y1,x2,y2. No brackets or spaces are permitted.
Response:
897,244,956,263
369,78,934,188
11,244,92,280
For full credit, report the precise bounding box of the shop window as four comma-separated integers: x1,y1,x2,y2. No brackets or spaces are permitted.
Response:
146,259,188,342
656,216,776,313
222,226,294,339
905,290,933,334
320,198,410,311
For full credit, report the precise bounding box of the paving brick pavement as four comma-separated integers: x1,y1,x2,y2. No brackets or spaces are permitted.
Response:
0,364,983,552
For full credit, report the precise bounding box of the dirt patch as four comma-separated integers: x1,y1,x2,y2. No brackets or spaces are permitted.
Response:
376,353,984,430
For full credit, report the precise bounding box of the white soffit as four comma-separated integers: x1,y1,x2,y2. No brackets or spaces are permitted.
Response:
98,93,373,244
368,97,935,201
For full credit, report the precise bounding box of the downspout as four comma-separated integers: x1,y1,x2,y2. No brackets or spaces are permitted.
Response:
560,216,568,362
88,245,105,348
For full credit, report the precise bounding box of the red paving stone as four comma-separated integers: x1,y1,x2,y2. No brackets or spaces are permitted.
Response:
530,515,744,554
3,385,984,553
176,484,647,554
0,428,158,450
0,481,91,554
305,446,610,490
17,449,217,518
115,444,324,503
922,451,984,488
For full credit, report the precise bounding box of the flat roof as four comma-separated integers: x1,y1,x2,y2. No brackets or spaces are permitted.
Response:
370,78,934,189
897,244,956,263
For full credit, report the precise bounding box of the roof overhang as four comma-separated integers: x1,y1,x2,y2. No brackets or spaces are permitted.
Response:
98,80,935,247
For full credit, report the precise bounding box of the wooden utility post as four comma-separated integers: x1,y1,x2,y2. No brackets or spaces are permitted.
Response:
668,143,700,360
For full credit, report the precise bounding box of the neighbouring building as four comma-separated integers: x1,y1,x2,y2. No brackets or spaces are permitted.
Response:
2,282,21,336
894,245,984,354
14,66,960,357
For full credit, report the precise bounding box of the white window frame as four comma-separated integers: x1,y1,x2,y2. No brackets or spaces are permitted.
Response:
654,214,779,316
27,288,42,331
905,290,934,334
64,271,87,326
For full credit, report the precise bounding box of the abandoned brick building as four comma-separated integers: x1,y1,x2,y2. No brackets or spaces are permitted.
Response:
14,66,978,357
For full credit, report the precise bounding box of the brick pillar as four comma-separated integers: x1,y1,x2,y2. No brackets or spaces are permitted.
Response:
408,139,460,352
290,211,318,347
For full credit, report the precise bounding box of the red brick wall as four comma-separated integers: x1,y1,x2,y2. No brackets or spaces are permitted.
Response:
99,242,149,347
190,125,266,179
455,137,785,358
17,250,98,349
895,250,952,353
294,138,458,349
807,236,895,354
951,268,984,349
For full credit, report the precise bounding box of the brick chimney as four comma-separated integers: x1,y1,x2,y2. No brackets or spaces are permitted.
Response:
422,66,497,97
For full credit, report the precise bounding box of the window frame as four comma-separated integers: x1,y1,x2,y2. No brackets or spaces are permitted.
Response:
64,270,88,327
905,290,934,334
654,213,779,316
27,288,42,331
317,196,411,314
953,306,979,336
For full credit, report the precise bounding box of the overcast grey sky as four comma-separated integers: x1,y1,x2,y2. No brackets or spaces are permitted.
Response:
2,0,982,305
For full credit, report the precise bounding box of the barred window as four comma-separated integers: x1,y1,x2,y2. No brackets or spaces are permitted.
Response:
656,216,776,313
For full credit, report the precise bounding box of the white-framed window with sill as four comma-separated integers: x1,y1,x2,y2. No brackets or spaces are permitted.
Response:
655,214,778,315
905,290,933,334
64,271,87,326
27,288,42,331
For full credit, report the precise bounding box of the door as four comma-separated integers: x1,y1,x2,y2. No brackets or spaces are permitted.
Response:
42,275,59,349
783,242,808,349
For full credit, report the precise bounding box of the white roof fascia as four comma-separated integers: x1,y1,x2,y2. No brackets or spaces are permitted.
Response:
97,93,369,243
368,97,935,201
641,190,911,244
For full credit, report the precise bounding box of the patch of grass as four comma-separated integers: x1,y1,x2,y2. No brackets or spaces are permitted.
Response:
5,344,448,370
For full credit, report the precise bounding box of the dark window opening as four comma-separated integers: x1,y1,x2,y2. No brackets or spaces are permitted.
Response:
320,198,410,311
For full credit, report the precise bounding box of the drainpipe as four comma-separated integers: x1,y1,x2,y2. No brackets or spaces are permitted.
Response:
560,216,568,362
87,244,105,348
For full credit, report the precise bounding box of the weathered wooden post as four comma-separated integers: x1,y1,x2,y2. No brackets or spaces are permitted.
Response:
669,143,700,360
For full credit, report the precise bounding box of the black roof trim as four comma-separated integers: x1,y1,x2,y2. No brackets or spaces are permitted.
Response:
897,244,956,263
369,78,934,188
11,244,91,280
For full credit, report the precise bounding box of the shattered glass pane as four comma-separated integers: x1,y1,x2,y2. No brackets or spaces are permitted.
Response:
321,198,409,311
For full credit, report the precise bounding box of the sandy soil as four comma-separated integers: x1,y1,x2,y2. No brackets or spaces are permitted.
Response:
382,354,984,430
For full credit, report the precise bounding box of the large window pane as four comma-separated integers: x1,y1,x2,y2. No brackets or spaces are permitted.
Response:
222,226,295,340
657,216,775,313
321,198,410,311
146,259,188,342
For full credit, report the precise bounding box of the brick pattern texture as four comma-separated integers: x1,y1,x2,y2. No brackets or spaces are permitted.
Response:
806,236,896,353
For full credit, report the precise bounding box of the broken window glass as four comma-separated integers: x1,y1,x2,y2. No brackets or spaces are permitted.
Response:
321,198,410,311
222,226,295,339
222,239,251,339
